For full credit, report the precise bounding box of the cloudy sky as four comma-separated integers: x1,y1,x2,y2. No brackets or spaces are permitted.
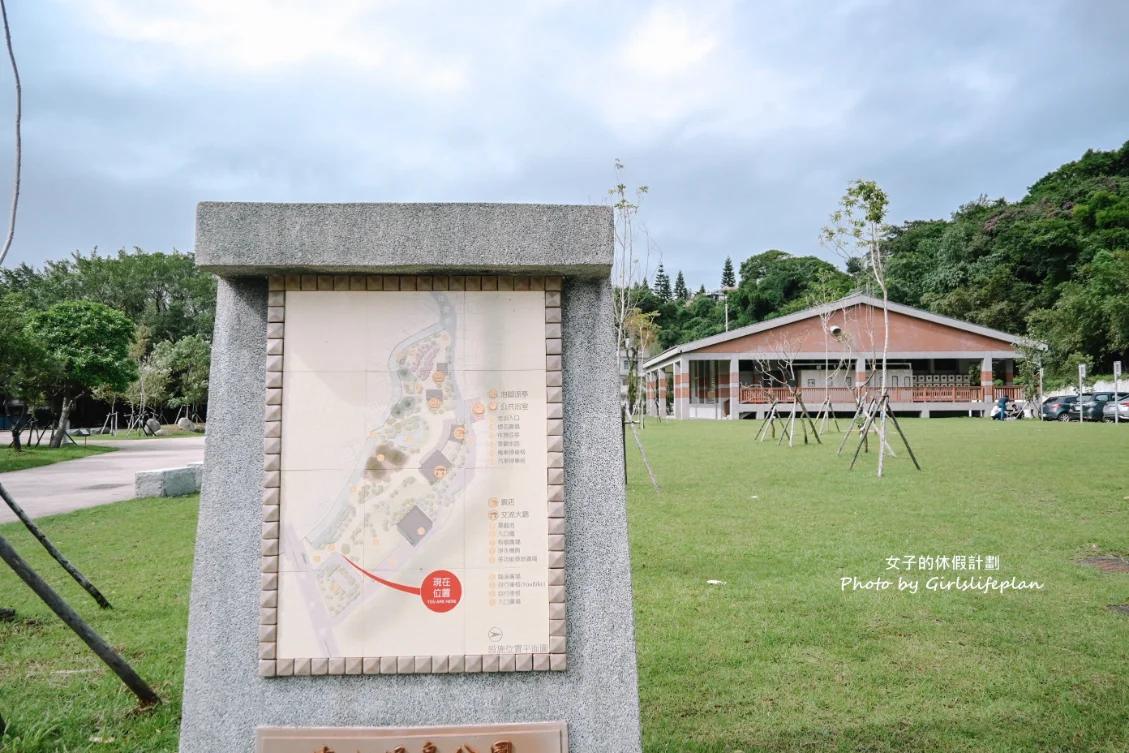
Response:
1,0,1126,290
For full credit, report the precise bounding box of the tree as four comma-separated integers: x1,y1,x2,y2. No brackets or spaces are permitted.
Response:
25,301,137,447
0,293,54,450
622,309,658,419
749,331,821,447
697,284,706,296
653,263,672,302
674,271,689,301
154,333,211,418
821,179,909,477
730,250,852,327
721,256,736,287
609,159,650,388
107,325,171,428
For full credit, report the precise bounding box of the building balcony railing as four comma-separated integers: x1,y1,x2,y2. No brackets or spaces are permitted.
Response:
736,385,1024,404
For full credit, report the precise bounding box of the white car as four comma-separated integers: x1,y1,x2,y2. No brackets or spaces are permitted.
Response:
1102,399,1129,423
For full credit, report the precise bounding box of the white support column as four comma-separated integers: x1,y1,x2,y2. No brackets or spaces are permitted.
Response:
855,357,867,390
671,363,679,419
676,356,690,419
644,370,653,417
673,361,682,419
729,357,740,419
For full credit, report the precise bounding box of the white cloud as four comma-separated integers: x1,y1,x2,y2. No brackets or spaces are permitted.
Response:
620,4,719,77
570,2,853,145
54,0,469,92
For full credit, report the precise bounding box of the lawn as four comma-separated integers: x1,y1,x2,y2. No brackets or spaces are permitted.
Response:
0,495,197,752
628,417,1129,752
90,425,205,441
0,445,115,473
1,419,1127,752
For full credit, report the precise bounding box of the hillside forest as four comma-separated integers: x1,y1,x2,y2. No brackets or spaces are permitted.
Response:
635,140,1129,386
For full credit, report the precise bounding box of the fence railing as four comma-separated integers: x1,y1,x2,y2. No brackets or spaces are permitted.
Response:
736,385,1024,404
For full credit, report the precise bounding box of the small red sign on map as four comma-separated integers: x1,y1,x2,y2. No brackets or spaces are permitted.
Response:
420,570,462,613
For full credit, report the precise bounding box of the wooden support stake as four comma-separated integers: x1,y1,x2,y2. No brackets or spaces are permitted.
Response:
838,395,865,455
778,401,796,446
620,405,628,488
755,400,774,441
848,399,880,470
0,533,160,706
0,481,111,609
886,406,922,471
630,422,661,493
757,399,779,442
798,397,822,444
877,396,889,477
816,396,834,436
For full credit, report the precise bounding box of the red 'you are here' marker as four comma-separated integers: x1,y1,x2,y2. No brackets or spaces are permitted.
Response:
420,569,462,613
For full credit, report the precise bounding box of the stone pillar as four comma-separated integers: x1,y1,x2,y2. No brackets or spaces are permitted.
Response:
981,356,994,402
658,367,668,417
180,202,642,752
855,357,867,392
729,357,740,419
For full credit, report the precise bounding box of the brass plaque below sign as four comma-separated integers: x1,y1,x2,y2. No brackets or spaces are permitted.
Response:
256,722,568,753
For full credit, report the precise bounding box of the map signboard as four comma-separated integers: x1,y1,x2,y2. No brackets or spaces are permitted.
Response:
268,278,556,667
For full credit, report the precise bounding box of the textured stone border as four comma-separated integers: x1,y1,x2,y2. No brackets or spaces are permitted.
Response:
258,274,566,677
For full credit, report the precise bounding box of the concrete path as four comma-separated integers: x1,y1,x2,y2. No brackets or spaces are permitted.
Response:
0,436,206,523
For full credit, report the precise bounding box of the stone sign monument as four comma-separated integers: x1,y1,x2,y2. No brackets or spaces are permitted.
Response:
180,203,641,752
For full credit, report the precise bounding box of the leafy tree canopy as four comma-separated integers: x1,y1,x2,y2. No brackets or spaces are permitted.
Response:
154,333,212,410
0,247,216,347
26,300,138,398
0,293,56,407
25,300,138,446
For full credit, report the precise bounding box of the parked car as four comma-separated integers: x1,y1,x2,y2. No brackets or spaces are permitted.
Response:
1102,398,1129,423
1042,394,1079,421
1071,392,1129,422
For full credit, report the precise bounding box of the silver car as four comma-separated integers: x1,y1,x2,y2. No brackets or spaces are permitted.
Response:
1102,399,1129,422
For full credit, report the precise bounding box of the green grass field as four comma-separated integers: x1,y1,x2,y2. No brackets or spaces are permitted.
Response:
0,445,115,473
0,496,197,752
89,425,205,442
627,417,1129,752
0,419,1127,751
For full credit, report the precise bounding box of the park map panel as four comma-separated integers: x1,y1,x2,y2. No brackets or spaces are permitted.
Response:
276,290,550,659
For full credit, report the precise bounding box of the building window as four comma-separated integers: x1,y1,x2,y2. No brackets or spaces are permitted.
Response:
807,378,815,387
891,376,899,387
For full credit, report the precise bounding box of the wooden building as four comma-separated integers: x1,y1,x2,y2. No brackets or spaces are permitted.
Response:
643,293,1027,419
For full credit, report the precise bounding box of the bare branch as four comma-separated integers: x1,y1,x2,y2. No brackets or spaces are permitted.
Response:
0,0,19,268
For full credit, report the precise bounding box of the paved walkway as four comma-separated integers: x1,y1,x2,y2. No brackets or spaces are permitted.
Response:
0,436,206,523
